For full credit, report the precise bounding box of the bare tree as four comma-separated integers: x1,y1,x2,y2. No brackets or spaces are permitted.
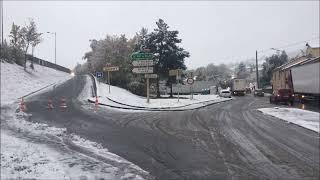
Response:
30,32,42,69
20,19,41,70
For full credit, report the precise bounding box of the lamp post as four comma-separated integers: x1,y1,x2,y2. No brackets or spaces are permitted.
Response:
1,0,4,48
47,32,56,64
255,50,259,89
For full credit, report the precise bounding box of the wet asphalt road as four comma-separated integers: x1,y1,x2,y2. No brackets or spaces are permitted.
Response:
26,75,319,180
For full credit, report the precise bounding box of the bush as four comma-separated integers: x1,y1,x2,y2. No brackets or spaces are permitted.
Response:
0,43,24,66
127,81,146,96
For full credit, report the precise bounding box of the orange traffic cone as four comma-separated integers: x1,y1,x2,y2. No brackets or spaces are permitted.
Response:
60,97,67,111
95,96,99,108
47,98,54,110
20,98,26,112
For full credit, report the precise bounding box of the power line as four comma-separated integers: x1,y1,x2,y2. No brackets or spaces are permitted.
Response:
258,36,320,54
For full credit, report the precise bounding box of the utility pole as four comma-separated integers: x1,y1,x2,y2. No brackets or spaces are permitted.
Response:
54,32,56,64
255,50,259,89
1,0,3,48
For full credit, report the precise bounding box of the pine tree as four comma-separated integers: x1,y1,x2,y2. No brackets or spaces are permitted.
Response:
146,19,190,97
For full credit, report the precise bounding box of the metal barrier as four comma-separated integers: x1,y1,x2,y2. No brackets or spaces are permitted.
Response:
26,54,71,73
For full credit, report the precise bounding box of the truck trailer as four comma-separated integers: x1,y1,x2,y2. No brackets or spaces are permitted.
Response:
231,78,246,96
271,56,320,103
291,59,320,102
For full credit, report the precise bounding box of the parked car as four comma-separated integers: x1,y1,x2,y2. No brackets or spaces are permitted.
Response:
220,89,232,98
269,89,294,105
254,89,264,97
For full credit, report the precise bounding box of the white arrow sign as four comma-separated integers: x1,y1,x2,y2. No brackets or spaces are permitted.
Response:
132,67,153,74
103,66,119,71
145,74,158,78
132,60,154,67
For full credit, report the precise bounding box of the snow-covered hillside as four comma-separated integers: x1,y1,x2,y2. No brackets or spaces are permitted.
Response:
1,62,150,179
1,62,71,105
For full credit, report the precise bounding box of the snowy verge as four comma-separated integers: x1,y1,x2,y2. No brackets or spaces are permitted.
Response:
90,76,231,111
1,63,151,179
1,129,68,179
1,110,149,179
258,107,320,133
1,61,72,105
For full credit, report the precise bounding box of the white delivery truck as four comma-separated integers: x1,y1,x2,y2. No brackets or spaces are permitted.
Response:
291,60,320,102
231,78,246,96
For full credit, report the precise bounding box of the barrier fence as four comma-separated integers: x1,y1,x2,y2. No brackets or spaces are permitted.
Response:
27,54,71,73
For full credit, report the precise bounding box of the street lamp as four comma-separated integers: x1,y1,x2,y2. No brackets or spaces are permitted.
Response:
46,32,56,64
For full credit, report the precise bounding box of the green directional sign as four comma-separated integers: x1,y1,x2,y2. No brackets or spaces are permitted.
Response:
131,52,154,60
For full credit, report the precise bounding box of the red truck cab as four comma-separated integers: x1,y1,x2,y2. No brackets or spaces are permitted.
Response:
270,89,294,105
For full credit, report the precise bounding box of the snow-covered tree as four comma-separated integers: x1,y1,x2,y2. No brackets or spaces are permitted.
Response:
146,19,190,97
19,19,42,70
8,23,24,65
236,62,249,79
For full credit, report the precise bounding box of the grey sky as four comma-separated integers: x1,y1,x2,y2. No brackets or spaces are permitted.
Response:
3,1,319,69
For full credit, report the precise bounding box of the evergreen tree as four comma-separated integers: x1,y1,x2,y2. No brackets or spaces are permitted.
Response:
9,23,24,65
236,62,249,78
146,19,190,97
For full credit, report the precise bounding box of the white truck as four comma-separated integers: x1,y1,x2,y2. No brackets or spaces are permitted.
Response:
231,78,246,96
291,60,320,101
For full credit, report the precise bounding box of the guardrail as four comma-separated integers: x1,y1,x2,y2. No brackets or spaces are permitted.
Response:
26,54,71,73
88,73,97,97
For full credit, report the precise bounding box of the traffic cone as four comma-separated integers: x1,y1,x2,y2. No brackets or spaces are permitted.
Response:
95,96,99,108
47,98,54,110
20,98,26,112
60,97,67,111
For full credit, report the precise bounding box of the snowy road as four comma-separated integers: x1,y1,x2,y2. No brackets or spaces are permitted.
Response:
24,75,319,179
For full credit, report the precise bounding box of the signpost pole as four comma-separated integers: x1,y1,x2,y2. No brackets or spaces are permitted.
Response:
108,71,110,93
147,77,150,103
177,71,180,102
190,72,193,100
191,85,194,100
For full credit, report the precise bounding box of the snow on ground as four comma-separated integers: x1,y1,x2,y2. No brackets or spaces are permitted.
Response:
258,107,320,133
1,109,148,179
92,78,231,110
1,130,68,179
1,62,149,179
1,61,71,105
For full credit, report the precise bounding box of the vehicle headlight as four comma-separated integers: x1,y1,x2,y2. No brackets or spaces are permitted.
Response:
277,94,280,97
302,95,305,98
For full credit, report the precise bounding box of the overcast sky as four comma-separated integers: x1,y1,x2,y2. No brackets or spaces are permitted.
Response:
3,1,319,69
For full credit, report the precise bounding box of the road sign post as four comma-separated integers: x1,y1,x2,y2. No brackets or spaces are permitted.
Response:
132,52,155,103
103,66,119,93
169,69,183,101
187,74,194,100
96,72,103,84
108,71,110,93
176,71,180,102
132,67,153,74
146,77,150,103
